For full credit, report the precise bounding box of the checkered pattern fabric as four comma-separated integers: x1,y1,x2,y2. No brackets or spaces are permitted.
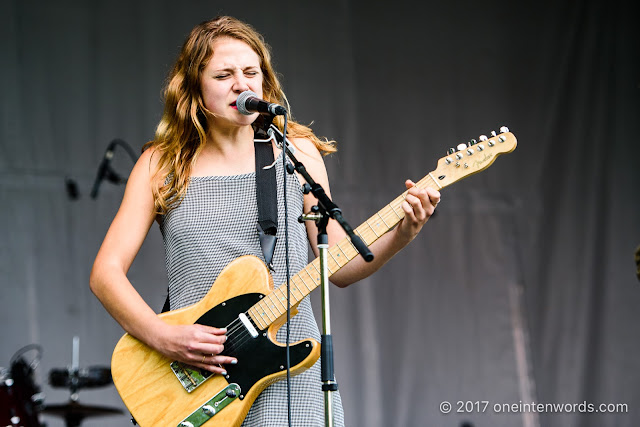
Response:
159,153,345,426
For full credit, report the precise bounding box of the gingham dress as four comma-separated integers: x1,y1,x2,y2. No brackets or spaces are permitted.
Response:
159,151,345,427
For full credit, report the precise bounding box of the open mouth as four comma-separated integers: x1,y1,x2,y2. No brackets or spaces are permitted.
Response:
230,101,237,109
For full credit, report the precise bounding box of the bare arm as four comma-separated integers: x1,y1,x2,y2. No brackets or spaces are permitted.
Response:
89,148,235,373
291,139,440,288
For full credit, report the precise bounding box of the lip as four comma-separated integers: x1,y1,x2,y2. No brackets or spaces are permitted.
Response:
230,101,238,110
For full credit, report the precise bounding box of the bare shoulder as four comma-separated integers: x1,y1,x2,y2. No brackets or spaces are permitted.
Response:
289,137,323,162
286,137,331,190
129,145,165,187
137,145,161,174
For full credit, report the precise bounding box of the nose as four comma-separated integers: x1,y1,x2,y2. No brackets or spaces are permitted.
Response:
232,75,250,93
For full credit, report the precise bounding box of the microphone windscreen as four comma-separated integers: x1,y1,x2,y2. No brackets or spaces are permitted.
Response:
236,90,258,116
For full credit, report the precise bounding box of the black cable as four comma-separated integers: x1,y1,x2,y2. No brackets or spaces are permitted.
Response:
281,114,292,427
111,138,139,163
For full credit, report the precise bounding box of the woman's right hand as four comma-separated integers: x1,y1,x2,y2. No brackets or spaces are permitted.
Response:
151,324,238,374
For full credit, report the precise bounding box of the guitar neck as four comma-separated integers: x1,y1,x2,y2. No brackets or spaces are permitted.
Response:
247,173,441,330
247,130,517,330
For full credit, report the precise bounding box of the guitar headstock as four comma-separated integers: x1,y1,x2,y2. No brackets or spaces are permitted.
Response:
431,127,517,188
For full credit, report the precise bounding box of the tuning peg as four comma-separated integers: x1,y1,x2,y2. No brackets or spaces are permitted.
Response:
447,148,456,155
499,126,509,133
456,143,467,151
479,135,488,141
469,139,477,146
490,130,497,137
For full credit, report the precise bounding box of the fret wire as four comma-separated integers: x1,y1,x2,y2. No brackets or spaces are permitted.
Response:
274,288,289,311
255,302,273,324
365,219,380,238
338,240,355,259
268,289,286,312
263,298,278,318
328,250,341,269
290,278,304,299
276,287,297,310
345,238,357,253
377,211,392,229
298,272,313,292
246,309,262,329
377,209,394,230
389,201,404,220
253,312,268,330
317,254,335,275
353,228,371,246
334,241,349,261
309,262,322,282
306,264,321,287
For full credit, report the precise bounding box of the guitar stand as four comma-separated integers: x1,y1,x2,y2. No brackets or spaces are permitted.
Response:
268,125,374,427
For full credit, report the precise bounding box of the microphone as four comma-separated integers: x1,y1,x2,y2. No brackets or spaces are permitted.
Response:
90,140,119,199
236,90,286,116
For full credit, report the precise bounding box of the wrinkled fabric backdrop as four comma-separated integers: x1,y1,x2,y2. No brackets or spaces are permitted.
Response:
1,1,638,426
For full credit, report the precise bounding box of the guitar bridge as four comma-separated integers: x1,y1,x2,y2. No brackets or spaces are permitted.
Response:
170,361,213,393
178,383,241,427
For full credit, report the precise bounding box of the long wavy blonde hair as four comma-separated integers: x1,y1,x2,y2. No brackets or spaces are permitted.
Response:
145,16,336,215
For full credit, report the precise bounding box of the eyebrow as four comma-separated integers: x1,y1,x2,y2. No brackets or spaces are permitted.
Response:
213,65,261,73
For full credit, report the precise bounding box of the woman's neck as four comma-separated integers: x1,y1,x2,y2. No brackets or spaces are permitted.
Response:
191,124,256,177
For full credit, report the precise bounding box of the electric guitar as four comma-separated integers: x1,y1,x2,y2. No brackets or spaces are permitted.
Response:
111,128,517,426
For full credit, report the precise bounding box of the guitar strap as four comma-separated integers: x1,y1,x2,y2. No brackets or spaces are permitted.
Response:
254,139,279,269
161,131,278,313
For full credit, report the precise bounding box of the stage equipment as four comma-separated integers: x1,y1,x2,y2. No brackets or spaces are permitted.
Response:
44,337,121,427
42,401,122,427
266,122,372,426
236,90,287,116
1,345,44,427
90,138,138,198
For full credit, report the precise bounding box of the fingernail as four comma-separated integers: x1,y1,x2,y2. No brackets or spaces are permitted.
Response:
231,359,238,365
221,371,227,376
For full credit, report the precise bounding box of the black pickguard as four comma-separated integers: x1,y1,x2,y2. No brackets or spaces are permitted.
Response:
196,293,314,396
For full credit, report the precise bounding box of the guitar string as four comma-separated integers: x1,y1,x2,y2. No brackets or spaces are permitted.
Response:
210,175,439,356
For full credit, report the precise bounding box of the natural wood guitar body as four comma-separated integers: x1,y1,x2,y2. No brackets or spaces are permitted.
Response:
111,256,320,426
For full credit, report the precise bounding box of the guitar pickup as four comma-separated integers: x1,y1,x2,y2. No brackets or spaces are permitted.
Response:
238,313,259,338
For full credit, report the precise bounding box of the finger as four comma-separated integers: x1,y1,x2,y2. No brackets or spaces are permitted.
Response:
197,343,226,356
191,360,228,375
426,188,441,207
208,355,238,366
193,328,228,345
405,194,427,222
195,325,228,336
407,187,431,210
402,198,418,222
405,179,416,190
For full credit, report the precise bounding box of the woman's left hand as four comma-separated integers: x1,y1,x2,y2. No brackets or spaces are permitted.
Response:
396,179,440,243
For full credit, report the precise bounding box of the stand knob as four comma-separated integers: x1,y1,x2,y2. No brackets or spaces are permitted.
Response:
285,162,295,174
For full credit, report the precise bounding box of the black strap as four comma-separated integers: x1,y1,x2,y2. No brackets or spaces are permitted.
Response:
161,138,279,312
255,141,278,268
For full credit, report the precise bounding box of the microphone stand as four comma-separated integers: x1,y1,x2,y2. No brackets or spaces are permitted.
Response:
266,124,373,427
